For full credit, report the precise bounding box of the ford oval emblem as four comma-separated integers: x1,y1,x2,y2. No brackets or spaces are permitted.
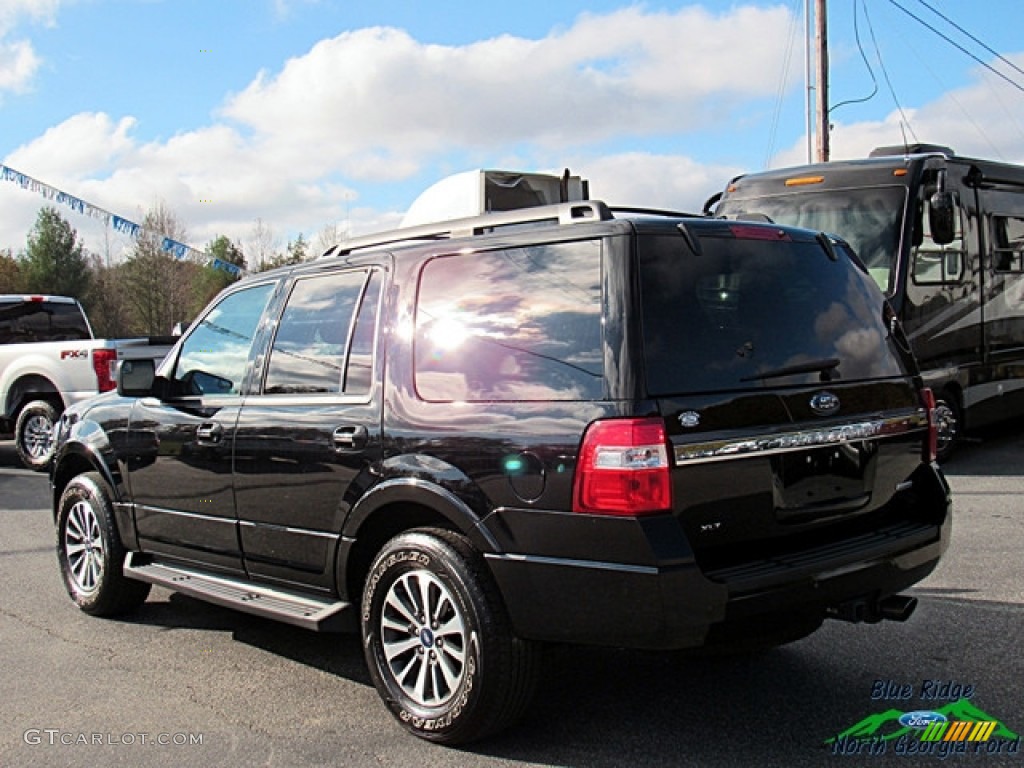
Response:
809,391,840,416
898,711,948,729
679,411,701,428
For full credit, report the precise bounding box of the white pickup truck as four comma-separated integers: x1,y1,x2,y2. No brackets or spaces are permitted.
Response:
1,295,174,470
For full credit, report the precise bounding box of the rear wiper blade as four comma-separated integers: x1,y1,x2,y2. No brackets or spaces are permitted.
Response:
740,357,840,382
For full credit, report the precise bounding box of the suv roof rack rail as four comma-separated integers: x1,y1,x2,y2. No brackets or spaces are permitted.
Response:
609,205,705,219
323,200,613,258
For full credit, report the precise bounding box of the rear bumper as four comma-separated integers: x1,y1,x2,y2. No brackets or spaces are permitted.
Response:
483,465,951,650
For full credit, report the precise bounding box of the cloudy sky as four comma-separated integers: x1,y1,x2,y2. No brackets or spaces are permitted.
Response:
2,0,1024,267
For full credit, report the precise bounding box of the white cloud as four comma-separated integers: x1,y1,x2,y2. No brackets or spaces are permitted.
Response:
3,112,361,255
0,38,38,92
3,5,793,256
221,6,794,179
577,151,745,213
270,0,320,21
0,0,62,93
0,0,61,35
6,112,136,177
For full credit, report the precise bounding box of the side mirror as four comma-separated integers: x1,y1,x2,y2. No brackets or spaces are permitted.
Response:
117,358,156,397
928,192,956,245
928,170,956,246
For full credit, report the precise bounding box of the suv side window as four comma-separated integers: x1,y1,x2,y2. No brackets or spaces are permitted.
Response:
344,270,382,395
173,283,275,396
414,240,603,401
263,269,380,395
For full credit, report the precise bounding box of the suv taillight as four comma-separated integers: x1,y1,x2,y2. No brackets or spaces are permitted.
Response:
93,348,118,392
573,418,672,516
921,387,938,463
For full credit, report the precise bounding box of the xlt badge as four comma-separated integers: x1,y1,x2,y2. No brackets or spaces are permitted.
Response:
810,391,840,416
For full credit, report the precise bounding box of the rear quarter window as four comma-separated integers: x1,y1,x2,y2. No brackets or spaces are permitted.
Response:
414,240,604,401
639,230,911,395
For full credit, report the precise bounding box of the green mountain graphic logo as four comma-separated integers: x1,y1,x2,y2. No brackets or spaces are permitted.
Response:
825,699,1019,745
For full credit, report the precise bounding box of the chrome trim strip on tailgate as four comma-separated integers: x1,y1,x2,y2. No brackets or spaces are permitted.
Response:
674,410,927,465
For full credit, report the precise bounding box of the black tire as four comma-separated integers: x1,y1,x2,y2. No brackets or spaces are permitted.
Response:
56,472,151,616
15,399,60,471
933,390,961,462
361,528,540,744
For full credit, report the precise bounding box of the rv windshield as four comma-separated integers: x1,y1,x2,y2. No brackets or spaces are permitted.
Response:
717,186,906,294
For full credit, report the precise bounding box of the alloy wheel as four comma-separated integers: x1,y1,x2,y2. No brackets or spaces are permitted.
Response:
64,500,105,595
379,569,468,707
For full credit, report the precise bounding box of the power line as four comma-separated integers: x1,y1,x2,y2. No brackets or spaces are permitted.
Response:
764,0,802,167
886,0,1024,95
829,0,879,117
910,0,1024,82
891,18,1007,159
865,1,919,143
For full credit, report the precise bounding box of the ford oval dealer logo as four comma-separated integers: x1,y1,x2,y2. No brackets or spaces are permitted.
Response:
898,711,948,729
810,391,840,416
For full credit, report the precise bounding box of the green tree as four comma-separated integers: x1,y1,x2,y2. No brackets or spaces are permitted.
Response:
0,248,26,293
286,233,309,264
208,235,246,268
257,233,311,272
21,207,91,297
190,235,245,318
121,203,194,335
84,255,132,338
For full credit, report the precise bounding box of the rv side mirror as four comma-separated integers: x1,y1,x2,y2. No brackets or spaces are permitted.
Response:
118,358,156,397
928,190,956,246
703,191,723,216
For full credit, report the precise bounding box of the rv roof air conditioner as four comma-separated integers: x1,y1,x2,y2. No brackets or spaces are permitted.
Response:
400,169,589,229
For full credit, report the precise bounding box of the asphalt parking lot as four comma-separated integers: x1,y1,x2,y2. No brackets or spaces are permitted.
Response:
1,431,1022,767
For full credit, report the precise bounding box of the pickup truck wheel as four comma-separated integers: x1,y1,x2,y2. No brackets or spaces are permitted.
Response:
362,528,540,744
57,472,151,616
15,400,59,471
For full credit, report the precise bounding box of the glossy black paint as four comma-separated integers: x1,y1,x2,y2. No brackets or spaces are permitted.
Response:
50,213,951,650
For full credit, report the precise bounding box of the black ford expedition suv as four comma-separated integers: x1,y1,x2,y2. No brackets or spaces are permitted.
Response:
51,199,951,744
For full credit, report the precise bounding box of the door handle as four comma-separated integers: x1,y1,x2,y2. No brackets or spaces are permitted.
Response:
333,425,368,450
196,423,223,443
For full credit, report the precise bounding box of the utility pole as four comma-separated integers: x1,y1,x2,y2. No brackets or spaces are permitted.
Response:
804,0,813,163
815,0,830,162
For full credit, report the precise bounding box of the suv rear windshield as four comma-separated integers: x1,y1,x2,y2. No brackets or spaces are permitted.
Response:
0,299,92,344
639,228,910,396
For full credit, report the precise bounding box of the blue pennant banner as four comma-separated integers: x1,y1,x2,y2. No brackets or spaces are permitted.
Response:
1,162,244,276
